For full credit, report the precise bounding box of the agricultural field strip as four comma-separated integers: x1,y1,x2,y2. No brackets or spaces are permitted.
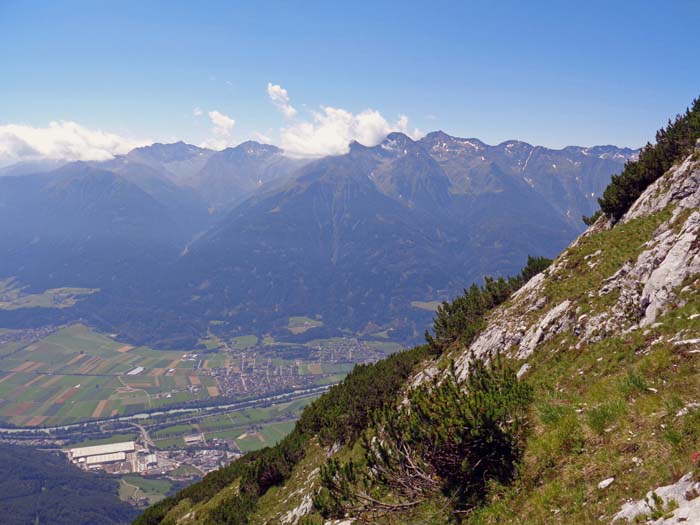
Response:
0,386,331,436
0,323,399,427
152,396,314,442
0,324,222,426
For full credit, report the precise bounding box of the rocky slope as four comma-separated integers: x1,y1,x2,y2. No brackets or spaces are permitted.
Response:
420,142,700,524
444,145,700,381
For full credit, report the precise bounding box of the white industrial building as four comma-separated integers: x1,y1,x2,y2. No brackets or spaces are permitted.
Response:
66,440,162,473
69,441,135,460
68,441,136,471
85,452,127,465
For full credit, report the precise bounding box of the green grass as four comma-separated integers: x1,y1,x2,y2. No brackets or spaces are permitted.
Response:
230,335,258,349
153,437,185,449
119,475,172,506
69,433,138,448
542,209,672,313
465,208,700,524
153,424,196,439
258,421,295,444
234,432,267,452
287,316,323,334
150,397,317,452
169,464,202,478
0,278,98,310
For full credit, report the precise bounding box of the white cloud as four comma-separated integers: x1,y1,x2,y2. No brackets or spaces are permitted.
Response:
208,110,235,134
193,107,203,117
252,131,273,144
0,121,147,167
267,83,297,118
280,107,423,158
200,110,236,150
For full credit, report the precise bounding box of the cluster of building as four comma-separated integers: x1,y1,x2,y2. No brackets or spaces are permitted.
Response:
0,325,59,346
67,441,156,474
65,438,240,478
211,338,386,398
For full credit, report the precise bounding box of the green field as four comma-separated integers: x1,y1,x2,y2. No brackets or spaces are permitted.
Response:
0,277,98,310
119,475,173,506
69,432,139,448
0,317,401,427
151,396,315,453
230,335,258,349
168,464,201,478
0,324,225,426
287,316,323,334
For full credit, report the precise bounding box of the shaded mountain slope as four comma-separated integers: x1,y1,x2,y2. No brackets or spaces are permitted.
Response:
0,163,183,290
98,157,211,237
186,141,304,211
0,133,633,348
421,130,637,225
179,151,463,335
175,133,577,342
0,443,136,525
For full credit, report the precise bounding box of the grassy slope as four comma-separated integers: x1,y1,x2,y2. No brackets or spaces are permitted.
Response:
466,208,700,524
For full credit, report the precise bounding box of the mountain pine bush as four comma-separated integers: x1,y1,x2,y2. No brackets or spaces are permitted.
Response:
316,355,532,519
591,97,700,222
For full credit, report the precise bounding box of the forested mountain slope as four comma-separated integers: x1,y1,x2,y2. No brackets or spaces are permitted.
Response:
135,99,700,524
0,444,136,525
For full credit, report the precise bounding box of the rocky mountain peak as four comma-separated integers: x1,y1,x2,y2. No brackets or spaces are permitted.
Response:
227,140,282,157
127,141,211,163
420,131,486,155
378,132,421,157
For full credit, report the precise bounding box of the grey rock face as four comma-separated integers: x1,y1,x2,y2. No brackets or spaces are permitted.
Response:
612,472,700,524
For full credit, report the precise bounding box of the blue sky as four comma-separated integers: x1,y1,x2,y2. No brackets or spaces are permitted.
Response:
1,0,699,162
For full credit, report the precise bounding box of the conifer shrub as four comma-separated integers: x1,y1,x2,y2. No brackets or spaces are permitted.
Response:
316,355,533,519
589,97,700,222
428,256,551,352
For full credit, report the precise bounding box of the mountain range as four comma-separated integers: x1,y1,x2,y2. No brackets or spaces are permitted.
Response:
0,132,637,347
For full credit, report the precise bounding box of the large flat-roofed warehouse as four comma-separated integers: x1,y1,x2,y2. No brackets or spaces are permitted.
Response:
69,441,135,462
85,452,127,465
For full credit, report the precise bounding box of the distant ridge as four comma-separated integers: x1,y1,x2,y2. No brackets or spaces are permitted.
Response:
0,131,636,348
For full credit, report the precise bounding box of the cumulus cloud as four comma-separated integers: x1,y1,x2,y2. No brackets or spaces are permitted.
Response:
252,131,273,144
208,110,235,134
280,107,423,158
199,110,236,149
0,121,147,167
267,83,297,118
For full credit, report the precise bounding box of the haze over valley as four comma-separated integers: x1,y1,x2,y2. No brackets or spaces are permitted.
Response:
0,133,635,349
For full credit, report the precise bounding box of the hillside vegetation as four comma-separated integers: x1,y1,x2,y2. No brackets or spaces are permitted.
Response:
0,444,136,525
136,98,700,524
588,97,700,222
